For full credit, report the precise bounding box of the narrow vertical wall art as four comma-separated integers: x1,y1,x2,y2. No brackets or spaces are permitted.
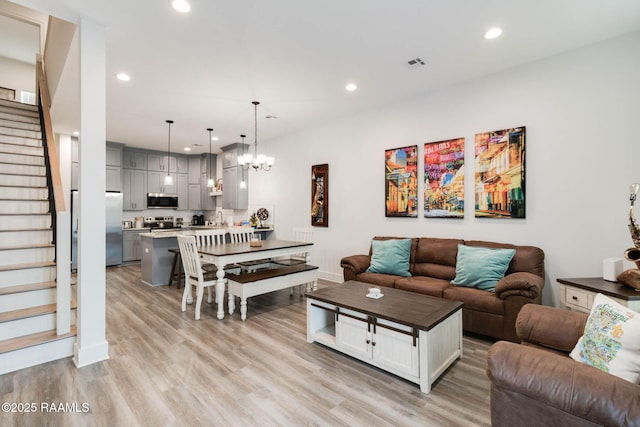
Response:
474,126,526,218
311,164,328,227
385,145,418,217
424,138,465,218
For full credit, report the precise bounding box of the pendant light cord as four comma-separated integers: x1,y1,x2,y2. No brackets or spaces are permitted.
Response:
166,119,173,178
253,101,259,157
207,128,214,183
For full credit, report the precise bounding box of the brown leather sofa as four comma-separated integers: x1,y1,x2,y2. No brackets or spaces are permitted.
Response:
340,237,545,342
487,304,640,426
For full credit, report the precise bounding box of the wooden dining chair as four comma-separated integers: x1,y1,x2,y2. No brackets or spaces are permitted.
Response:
194,228,226,246
273,227,314,266
178,234,217,320
228,227,271,272
193,229,241,278
227,227,255,243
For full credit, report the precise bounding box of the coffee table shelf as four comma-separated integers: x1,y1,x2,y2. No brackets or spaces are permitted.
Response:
306,281,463,394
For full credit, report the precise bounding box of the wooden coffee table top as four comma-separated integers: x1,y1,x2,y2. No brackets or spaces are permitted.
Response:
306,280,462,331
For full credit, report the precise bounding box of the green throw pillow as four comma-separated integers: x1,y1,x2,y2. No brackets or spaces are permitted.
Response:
451,244,515,291
366,238,412,277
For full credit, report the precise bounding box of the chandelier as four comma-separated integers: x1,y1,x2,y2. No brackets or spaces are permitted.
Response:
238,101,274,171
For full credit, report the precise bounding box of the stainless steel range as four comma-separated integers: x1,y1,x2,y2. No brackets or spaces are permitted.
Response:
144,216,175,229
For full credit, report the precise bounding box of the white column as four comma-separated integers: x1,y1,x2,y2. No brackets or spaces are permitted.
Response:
73,15,109,367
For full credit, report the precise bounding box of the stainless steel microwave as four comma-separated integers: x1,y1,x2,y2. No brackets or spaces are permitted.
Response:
147,193,179,209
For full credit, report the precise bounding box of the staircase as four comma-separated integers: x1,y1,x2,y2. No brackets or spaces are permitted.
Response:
0,99,76,374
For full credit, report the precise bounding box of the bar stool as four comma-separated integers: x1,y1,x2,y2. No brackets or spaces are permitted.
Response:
168,248,184,288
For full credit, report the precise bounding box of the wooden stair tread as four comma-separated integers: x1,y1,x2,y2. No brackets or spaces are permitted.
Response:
0,300,77,323
0,325,76,355
0,227,52,232
0,243,54,251
0,171,46,177
0,281,57,295
0,150,43,157
0,161,45,167
0,198,48,201
0,183,47,188
0,261,55,272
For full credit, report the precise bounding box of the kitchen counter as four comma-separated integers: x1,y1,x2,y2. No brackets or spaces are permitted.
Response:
142,226,275,238
140,233,179,286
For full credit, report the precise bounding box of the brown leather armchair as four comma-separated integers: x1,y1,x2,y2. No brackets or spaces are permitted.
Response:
487,304,640,426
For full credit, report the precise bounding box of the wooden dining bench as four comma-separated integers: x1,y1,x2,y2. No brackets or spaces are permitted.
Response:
227,263,319,320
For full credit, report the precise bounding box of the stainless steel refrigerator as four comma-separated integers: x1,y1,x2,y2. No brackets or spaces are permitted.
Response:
71,191,123,270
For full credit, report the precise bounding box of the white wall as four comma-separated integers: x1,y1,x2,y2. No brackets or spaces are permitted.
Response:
0,56,35,99
249,31,640,306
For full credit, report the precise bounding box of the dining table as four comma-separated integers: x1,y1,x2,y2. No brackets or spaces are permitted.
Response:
197,239,313,319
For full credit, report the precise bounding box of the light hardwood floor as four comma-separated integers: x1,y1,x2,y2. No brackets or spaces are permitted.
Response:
0,265,494,426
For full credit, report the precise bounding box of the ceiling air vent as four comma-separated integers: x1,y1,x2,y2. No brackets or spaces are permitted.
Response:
407,58,426,68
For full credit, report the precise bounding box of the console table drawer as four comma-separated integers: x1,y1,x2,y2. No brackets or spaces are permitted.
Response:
565,287,590,310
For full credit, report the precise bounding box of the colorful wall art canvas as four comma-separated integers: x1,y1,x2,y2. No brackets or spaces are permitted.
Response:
385,145,418,217
424,138,465,218
474,126,526,218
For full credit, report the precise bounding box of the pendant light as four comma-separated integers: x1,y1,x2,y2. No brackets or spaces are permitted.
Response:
206,128,215,188
238,101,274,171
239,134,247,189
164,120,174,185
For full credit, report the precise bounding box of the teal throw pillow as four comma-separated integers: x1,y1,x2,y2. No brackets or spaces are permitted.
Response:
366,238,412,277
451,244,516,291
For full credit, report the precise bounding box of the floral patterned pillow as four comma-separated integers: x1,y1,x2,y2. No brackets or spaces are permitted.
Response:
570,293,640,383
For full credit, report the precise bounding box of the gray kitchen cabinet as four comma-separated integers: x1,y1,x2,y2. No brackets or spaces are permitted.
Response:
188,184,202,210
200,172,216,210
221,143,249,210
122,169,147,211
106,165,121,192
188,156,201,184
105,143,122,191
177,173,188,210
147,171,176,194
222,166,247,210
123,149,147,170
200,153,217,211
71,162,78,190
106,143,122,166
123,229,148,262
147,153,176,172
176,156,188,174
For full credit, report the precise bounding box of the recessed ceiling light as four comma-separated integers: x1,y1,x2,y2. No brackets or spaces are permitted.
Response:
211,136,219,141
171,0,191,13
484,27,503,40
183,147,191,152
73,131,80,136
345,83,358,92
115,73,130,81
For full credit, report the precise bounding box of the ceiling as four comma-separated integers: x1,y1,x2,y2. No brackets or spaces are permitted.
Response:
3,0,640,155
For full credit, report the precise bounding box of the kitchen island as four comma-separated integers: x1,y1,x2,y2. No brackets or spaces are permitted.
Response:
140,231,181,286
